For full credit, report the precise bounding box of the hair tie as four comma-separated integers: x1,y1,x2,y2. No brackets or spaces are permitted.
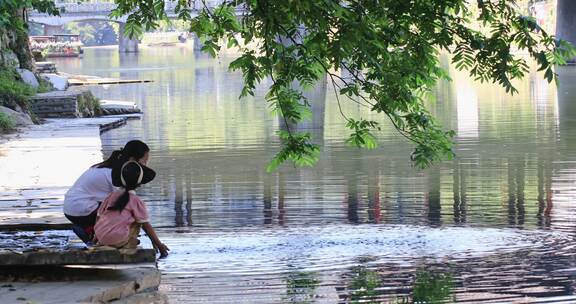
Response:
120,161,144,187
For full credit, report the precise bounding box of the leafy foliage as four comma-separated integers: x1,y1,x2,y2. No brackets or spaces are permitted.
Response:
113,0,576,169
0,0,59,31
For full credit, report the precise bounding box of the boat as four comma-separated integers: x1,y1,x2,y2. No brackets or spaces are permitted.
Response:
30,34,84,58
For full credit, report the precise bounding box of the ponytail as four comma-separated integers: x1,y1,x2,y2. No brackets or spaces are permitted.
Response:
108,188,131,211
94,140,149,169
93,149,123,168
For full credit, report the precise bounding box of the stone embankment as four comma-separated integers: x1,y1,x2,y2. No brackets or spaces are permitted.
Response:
30,90,142,118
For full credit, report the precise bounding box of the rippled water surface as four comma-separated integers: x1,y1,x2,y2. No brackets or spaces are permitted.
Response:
53,47,576,303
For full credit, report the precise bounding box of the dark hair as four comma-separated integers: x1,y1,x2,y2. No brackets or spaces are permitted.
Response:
108,161,143,211
93,140,150,169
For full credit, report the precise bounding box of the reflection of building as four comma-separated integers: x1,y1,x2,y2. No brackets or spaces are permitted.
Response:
455,80,479,139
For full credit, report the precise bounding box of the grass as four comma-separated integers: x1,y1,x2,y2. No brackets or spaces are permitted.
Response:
77,91,102,117
0,111,16,133
0,68,36,110
37,77,53,93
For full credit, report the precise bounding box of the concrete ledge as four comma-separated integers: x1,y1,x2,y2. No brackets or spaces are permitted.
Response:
0,266,162,303
111,291,168,303
100,100,142,115
0,248,156,266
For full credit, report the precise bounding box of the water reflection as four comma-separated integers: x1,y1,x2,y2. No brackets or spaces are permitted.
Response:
50,48,576,302
283,271,319,304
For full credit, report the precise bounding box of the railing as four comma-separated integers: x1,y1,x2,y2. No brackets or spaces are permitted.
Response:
30,0,227,15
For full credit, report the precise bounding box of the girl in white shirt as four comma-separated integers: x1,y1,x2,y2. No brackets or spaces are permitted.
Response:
64,140,151,244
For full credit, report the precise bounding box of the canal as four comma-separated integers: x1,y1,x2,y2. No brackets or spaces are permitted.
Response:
53,46,576,303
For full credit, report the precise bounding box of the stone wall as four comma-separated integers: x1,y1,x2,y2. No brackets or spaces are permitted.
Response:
29,91,79,118
29,90,101,118
36,62,57,74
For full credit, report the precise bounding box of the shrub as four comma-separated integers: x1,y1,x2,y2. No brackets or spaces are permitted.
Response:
0,68,35,110
77,91,102,117
37,77,53,93
0,111,16,133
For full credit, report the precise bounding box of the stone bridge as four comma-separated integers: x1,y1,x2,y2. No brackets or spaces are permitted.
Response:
27,0,576,57
28,0,234,52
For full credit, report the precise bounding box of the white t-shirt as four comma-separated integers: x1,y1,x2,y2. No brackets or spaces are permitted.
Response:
63,167,115,217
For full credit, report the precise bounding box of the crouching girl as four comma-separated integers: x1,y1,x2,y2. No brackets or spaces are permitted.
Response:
94,160,169,257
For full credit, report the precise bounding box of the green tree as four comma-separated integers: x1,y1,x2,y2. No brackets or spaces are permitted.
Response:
0,0,59,69
112,0,575,170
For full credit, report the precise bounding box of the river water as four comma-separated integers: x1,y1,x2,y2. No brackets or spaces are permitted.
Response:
53,47,576,303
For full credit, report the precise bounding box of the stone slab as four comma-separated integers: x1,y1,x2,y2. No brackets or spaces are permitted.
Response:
111,291,168,304
0,248,156,266
100,100,142,115
0,266,161,303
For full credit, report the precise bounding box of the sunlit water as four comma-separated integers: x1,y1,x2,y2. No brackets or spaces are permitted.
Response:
53,46,576,303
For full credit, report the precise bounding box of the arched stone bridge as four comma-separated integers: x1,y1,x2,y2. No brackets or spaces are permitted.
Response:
27,0,576,57
28,0,235,52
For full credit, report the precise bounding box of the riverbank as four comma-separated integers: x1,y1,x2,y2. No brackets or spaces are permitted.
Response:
0,117,128,229
0,115,166,303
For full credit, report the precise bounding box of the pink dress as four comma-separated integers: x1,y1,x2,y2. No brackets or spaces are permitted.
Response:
95,190,149,247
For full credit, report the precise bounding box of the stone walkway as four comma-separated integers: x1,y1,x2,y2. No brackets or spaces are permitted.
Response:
0,266,165,304
0,117,127,230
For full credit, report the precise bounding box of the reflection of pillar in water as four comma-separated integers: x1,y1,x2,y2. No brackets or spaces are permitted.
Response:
453,162,467,224
174,175,184,227
537,159,552,228
367,167,381,224
427,168,442,226
507,156,526,226
185,168,193,226
345,172,360,224
118,49,140,79
278,172,285,226
263,173,273,225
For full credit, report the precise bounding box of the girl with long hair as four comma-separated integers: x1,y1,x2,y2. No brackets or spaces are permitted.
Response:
63,140,150,244
95,160,169,257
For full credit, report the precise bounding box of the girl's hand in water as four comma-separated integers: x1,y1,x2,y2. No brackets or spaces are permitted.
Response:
158,243,170,258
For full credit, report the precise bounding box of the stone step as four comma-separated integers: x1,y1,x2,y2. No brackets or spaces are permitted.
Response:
100,100,142,115
0,266,164,303
35,61,58,74
0,247,157,266
29,90,100,118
